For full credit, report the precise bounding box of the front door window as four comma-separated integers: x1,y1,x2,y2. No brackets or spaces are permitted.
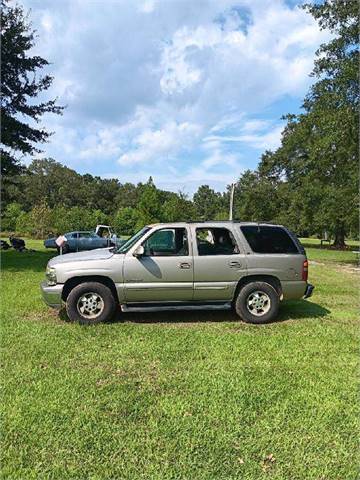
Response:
143,228,188,256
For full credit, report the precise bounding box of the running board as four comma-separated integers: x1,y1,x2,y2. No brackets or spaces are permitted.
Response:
121,302,232,313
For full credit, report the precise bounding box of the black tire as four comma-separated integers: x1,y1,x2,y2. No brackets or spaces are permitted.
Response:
235,281,279,324
66,282,116,325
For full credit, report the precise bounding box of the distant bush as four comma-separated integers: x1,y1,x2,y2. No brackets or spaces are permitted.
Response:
1,203,23,232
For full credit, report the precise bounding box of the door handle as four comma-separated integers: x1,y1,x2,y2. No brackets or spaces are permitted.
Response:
179,262,191,269
228,261,242,268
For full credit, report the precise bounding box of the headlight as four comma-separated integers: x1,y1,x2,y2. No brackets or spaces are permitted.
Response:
46,266,57,286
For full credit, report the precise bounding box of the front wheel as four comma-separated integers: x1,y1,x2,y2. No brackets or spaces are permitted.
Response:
235,282,279,324
66,282,116,325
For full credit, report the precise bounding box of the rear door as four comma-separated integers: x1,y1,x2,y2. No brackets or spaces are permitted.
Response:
191,226,247,301
123,226,193,302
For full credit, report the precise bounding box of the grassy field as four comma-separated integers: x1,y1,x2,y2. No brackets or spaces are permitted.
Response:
1,239,358,479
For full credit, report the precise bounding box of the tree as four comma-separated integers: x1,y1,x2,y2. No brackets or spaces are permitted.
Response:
257,0,359,247
62,207,109,232
115,183,139,209
1,202,24,231
302,0,358,246
87,209,108,229
15,210,31,235
136,178,161,228
193,185,224,220
22,159,85,210
29,202,52,238
51,206,71,234
1,0,63,184
113,207,139,236
161,192,196,222
84,177,121,214
232,170,281,224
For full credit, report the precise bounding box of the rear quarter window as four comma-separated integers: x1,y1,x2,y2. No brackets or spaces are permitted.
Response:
240,226,299,254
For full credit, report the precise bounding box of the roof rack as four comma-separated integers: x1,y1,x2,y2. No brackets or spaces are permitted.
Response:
185,220,279,224
186,220,241,223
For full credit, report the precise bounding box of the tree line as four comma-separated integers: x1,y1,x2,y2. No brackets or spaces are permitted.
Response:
1,1,358,247
1,159,228,237
1,150,358,245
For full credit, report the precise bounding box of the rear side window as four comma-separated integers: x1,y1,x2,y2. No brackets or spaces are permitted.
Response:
196,228,239,256
240,226,299,254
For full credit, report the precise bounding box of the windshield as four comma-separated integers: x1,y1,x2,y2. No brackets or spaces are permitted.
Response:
116,227,151,253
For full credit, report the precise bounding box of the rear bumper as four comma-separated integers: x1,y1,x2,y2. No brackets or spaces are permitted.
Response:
40,281,63,309
303,283,315,299
281,281,315,300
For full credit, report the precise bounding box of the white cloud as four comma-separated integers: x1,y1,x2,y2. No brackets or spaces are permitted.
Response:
234,125,284,150
21,0,330,192
104,166,242,194
118,121,202,165
40,11,53,32
201,149,238,169
205,120,284,150
138,0,156,14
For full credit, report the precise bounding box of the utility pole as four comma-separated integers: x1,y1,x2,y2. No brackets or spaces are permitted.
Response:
229,183,235,221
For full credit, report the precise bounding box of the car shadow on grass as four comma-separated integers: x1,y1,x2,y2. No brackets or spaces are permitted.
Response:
57,299,330,326
275,300,330,322
107,299,330,325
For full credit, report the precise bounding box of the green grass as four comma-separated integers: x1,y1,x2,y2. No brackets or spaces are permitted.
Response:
302,241,359,265
299,237,359,248
1,240,358,479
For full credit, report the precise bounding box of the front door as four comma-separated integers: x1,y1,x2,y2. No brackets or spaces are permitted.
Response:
191,226,247,301
123,226,193,302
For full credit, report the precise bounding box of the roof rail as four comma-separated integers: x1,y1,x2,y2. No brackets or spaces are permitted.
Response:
186,220,241,223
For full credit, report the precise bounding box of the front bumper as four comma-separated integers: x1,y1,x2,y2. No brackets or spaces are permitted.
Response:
304,283,314,299
40,281,63,309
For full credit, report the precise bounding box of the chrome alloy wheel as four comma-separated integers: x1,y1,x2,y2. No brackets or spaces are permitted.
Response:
76,292,105,319
246,290,271,317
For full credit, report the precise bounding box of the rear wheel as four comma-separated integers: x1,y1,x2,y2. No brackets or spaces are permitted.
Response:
235,281,279,324
66,282,116,325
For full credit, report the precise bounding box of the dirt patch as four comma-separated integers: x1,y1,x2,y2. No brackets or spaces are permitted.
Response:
309,260,325,266
23,309,65,325
309,259,359,274
335,264,360,275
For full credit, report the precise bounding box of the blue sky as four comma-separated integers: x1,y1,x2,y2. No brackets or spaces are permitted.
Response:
23,0,329,194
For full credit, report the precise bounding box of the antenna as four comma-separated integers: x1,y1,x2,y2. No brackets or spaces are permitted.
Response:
229,183,235,221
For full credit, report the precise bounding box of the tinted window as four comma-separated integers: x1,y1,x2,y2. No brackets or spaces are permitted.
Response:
240,226,299,254
196,228,239,256
143,228,188,256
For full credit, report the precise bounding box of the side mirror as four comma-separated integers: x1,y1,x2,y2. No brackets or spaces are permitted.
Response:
133,245,144,257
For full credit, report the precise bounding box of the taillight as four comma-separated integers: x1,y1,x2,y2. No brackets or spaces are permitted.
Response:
302,260,308,281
